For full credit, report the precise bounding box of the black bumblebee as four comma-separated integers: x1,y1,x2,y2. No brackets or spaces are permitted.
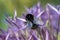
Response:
26,14,39,29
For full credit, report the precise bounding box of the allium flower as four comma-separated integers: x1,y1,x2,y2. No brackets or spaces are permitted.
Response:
0,2,60,40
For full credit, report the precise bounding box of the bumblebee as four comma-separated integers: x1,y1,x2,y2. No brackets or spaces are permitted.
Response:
25,14,39,29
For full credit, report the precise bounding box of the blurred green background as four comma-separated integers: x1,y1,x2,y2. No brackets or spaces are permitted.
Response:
0,0,60,40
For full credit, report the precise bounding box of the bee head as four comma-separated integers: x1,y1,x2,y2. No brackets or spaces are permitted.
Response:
26,14,34,22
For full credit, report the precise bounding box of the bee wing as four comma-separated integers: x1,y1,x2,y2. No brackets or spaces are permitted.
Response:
34,18,44,25
37,20,44,25
26,21,33,28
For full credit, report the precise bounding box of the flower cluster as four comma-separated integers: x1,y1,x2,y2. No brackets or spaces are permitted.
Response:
0,2,60,40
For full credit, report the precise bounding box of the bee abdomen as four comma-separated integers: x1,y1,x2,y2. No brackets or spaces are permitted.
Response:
31,23,38,29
